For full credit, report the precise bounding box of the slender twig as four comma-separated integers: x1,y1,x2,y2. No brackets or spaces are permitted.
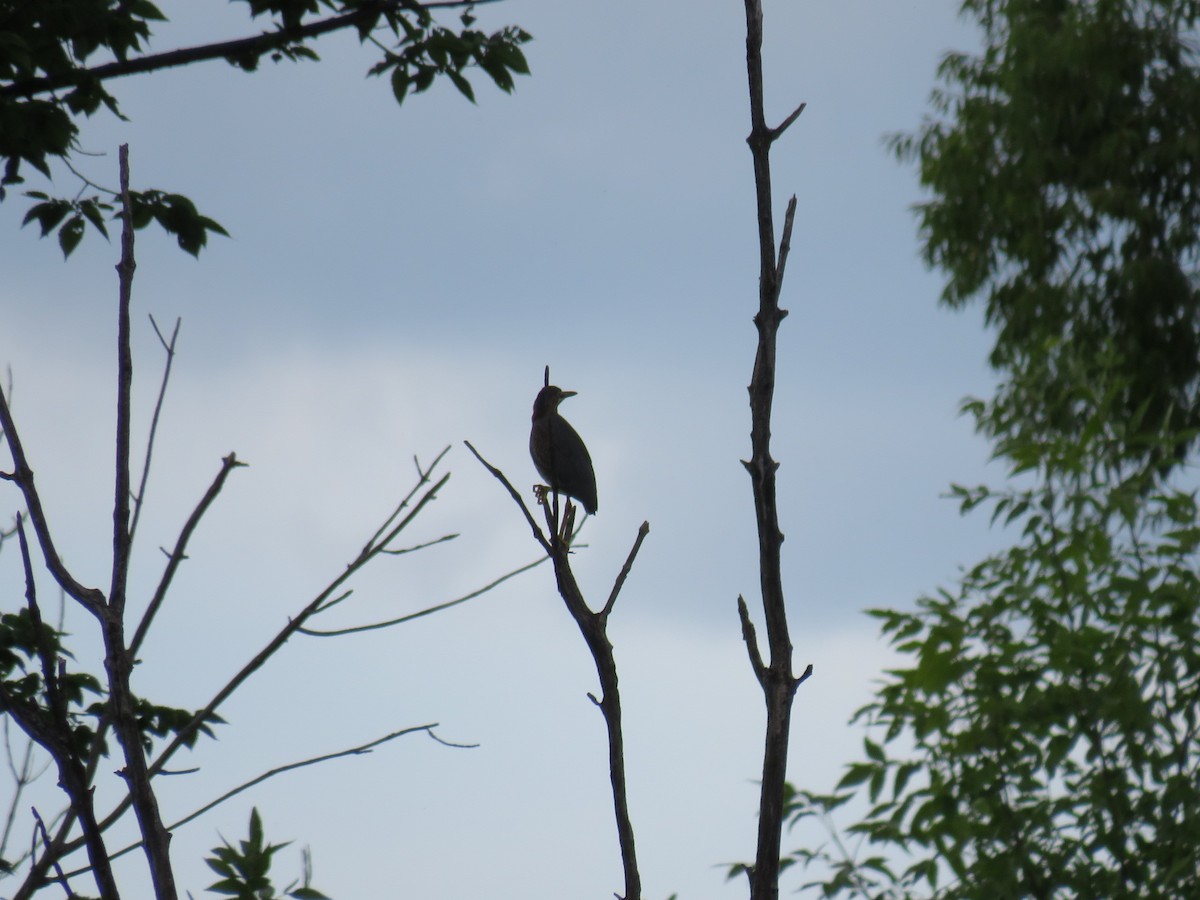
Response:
0,720,41,866
775,196,798,289
0,391,106,613
463,440,552,553
165,724,471,832
129,452,246,657
601,522,650,619
362,447,452,555
31,809,77,899
737,596,766,686
381,532,458,555
769,102,807,144
129,316,181,547
61,725,466,877
0,0,507,99
300,551,550,637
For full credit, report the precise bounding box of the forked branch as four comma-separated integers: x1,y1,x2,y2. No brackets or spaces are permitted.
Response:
469,441,649,900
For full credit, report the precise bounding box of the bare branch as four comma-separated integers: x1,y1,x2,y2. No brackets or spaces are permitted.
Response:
775,195,798,291
64,724,470,878
381,532,458,556
0,390,106,613
110,143,135,614
362,446,451,555
129,452,246,657
300,552,550,637
740,3,809,898
103,142,179,900
769,102,807,144
144,463,451,777
600,521,650,619
6,522,118,898
0,720,43,867
30,809,76,899
737,595,766,686
53,458,453,867
463,440,551,553
129,316,181,547
532,502,645,900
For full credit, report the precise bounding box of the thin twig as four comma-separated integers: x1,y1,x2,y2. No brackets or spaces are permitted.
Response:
769,102,807,144
601,522,650,618
129,315,181,547
53,457,453,867
0,721,41,866
0,391,106,613
362,447,451,555
300,552,550,637
463,440,551,553
63,725,465,876
381,532,458,556
737,595,766,686
775,196,798,289
31,809,77,899
129,452,246,657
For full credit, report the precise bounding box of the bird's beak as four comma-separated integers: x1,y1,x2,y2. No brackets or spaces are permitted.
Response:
560,390,578,399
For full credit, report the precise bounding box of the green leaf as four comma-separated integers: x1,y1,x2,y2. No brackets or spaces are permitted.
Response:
447,70,475,103
58,215,85,258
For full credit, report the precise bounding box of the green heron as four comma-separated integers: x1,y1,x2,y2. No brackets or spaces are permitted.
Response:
530,384,598,515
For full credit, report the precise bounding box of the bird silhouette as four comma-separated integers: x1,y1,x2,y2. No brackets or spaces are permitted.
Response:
530,384,597,515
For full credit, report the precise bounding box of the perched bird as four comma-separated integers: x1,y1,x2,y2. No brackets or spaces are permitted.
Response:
530,384,598,515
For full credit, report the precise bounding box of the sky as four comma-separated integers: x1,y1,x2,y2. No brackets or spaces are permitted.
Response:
0,1,1011,897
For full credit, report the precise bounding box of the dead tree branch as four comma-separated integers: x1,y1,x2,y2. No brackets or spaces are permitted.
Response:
129,316,181,547
300,551,550,637
63,724,465,876
738,3,814,898
471,442,648,900
101,143,179,900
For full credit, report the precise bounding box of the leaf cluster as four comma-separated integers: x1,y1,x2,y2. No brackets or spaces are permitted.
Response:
1,600,224,763
0,0,531,255
0,608,101,757
204,808,330,900
21,188,229,258
365,7,531,104
788,406,1200,898
891,0,1200,469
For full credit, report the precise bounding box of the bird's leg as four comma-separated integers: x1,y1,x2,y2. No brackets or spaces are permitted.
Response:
561,501,577,547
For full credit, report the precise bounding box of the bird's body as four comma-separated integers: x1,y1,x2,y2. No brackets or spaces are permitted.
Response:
530,384,598,515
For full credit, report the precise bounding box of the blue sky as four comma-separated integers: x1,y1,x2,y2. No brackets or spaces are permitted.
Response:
1,1,1013,897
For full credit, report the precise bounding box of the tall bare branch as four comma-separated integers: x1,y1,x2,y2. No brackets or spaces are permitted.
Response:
738,3,814,898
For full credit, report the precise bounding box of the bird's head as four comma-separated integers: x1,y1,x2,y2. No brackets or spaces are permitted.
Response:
532,385,577,418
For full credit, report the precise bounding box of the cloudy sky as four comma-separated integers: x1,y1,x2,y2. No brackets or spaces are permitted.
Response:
1,1,1011,897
